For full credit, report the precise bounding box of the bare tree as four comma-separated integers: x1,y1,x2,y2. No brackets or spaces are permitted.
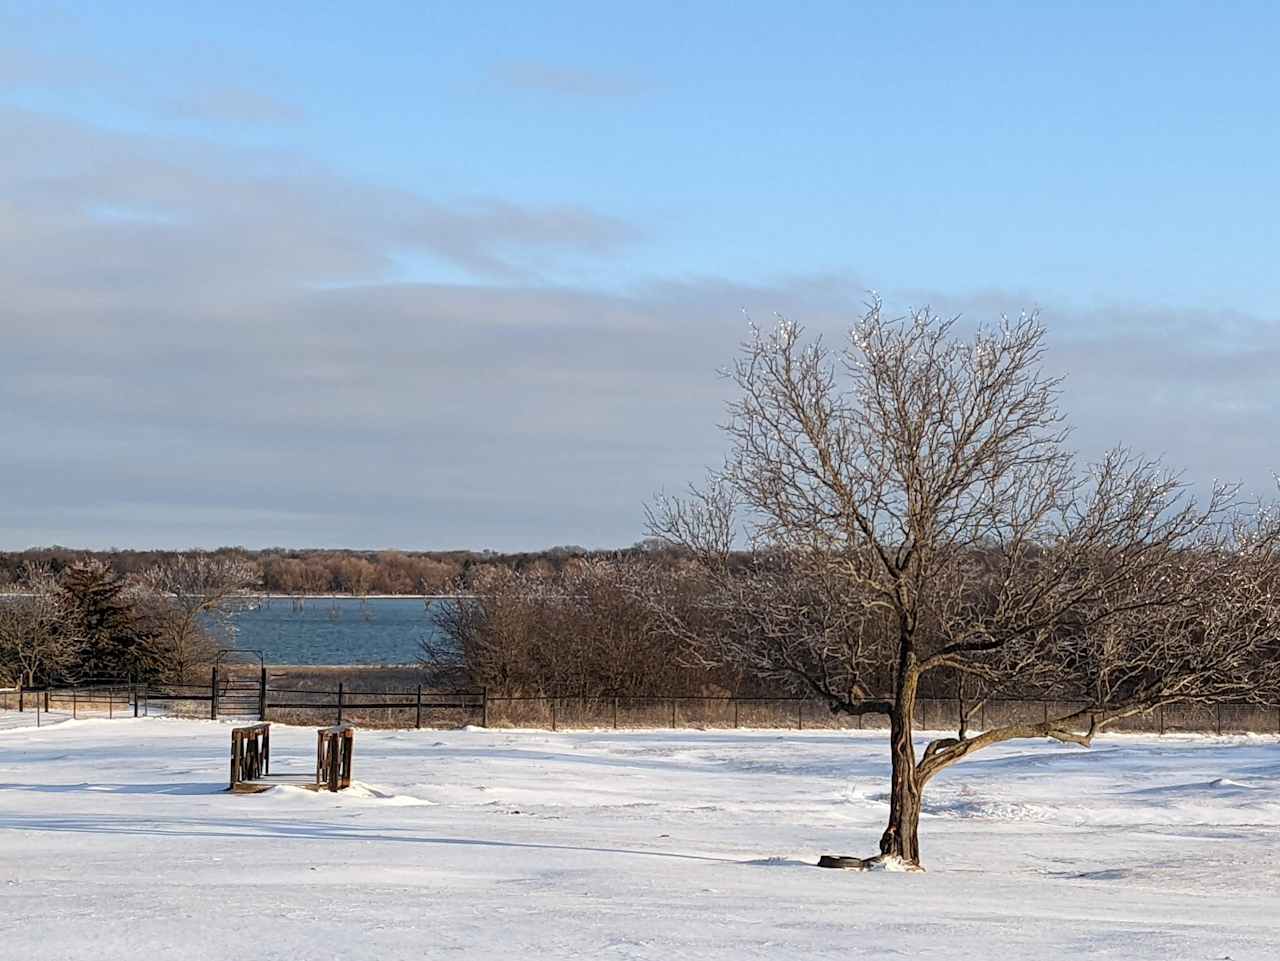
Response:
141,553,259,683
647,301,1280,870
0,563,77,687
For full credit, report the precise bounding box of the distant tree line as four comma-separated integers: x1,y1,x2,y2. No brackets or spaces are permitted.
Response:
0,545,658,597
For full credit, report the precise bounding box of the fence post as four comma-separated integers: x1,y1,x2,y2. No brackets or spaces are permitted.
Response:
613,696,618,730
1042,700,1048,725
108,687,113,719
134,684,140,718
72,688,77,719
733,699,739,729
1158,703,1165,735
1216,702,1222,736
18,686,23,713
337,683,344,724
210,666,219,719
259,667,268,722
551,700,557,732
798,701,803,731
481,687,488,728
415,685,422,729
671,699,677,729
44,690,49,712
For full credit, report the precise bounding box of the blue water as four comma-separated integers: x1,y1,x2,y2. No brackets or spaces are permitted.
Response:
219,597,446,665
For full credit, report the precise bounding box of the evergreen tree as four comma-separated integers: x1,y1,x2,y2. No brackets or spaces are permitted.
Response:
58,558,159,681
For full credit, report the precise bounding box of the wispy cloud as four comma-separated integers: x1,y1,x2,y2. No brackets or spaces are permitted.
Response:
0,46,305,128
163,83,306,126
492,60,646,98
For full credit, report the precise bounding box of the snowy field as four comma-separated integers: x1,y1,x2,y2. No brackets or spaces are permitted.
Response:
2,716,1278,960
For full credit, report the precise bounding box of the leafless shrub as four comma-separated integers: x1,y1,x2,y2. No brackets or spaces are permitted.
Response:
0,563,77,687
425,559,729,697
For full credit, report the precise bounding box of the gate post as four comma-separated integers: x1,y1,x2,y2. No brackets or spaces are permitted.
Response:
259,667,268,721
211,666,219,719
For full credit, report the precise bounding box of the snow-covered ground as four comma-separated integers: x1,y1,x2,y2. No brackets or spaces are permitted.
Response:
2,716,1278,959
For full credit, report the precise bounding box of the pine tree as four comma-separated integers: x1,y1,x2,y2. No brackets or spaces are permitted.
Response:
58,558,159,681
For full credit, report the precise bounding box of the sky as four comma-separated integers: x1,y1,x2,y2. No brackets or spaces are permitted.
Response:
2,1,1279,551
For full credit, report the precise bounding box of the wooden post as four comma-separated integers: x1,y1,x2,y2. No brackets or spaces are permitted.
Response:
337,683,344,724
72,688,77,719
551,700,557,732
733,699,739,729
342,728,353,788
1158,703,1165,735
108,687,113,719
229,730,239,790
798,701,803,731
415,685,423,729
17,686,23,713
1216,702,1223,736
481,687,488,728
259,667,268,722
133,683,140,718
670,699,676,729
210,666,219,719
613,697,618,730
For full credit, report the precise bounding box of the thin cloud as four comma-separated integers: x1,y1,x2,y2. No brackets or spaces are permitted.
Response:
0,106,641,296
492,60,647,98
164,84,306,126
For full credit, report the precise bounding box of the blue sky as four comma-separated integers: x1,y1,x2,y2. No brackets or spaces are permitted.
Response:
2,2,1279,549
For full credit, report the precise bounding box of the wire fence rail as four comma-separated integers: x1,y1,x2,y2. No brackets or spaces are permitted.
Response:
3,677,1279,735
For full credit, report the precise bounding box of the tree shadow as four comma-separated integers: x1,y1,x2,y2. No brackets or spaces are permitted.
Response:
0,781,226,796
0,812,748,864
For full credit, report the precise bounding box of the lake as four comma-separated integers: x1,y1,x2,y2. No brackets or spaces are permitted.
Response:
218,596,448,665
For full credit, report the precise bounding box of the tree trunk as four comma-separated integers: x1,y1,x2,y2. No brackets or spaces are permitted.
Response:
819,663,926,871
878,701,923,865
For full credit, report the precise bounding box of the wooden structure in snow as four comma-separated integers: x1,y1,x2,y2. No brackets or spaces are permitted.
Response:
316,724,355,792
229,723,271,791
228,722,355,793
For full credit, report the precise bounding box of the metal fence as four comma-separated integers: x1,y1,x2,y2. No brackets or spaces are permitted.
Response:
4,679,1279,735
481,695,1280,735
0,682,135,722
